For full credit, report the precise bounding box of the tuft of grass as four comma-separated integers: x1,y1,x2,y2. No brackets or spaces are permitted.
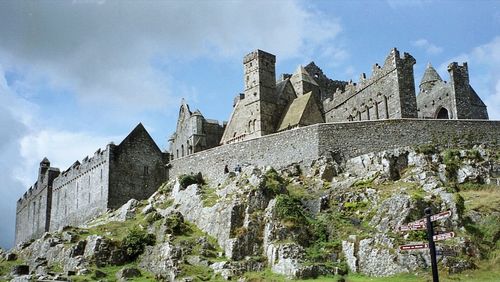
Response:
416,144,438,155
200,185,220,207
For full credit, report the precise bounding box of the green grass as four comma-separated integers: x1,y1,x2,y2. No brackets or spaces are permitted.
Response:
200,185,220,207
70,262,157,282
0,258,22,277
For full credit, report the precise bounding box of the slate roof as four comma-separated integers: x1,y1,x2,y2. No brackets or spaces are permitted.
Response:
277,92,314,131
420,63,443,86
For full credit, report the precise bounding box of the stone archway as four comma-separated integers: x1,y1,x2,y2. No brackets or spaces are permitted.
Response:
436,107,449,119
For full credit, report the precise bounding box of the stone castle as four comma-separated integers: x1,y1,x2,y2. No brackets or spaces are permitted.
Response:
15,124,167,244
168,48,488,159
16,48,495,245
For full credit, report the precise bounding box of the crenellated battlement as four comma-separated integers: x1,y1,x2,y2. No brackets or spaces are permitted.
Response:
325,48,416,111
52,145,112,190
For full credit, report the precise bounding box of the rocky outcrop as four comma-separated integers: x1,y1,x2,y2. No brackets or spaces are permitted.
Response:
5,144,499,281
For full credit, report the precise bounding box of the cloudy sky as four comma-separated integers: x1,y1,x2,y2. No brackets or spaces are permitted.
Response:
0,0,499,249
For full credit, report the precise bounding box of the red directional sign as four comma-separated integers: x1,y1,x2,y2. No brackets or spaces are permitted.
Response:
433,231,455,242
397,223,426,232
399,243,429,251
407,210,452,226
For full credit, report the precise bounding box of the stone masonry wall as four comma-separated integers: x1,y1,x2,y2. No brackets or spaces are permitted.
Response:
169,125,320,184
317,119,500,159
323,49,417,122
108,128,166,209
49,147,111,231
15,167,59,244
15,180,49,244
169,119,500,183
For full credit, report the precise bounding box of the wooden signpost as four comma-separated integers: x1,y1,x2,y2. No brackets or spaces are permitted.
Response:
397,209,454,282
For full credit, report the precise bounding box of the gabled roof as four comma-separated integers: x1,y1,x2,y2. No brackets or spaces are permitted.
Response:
291,65,319,86
118,123,162,154
277,92,323,131
420,63,443,86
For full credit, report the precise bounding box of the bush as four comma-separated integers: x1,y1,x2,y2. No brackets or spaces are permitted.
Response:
275,194,306,223
121,227,156,261
164,212,187,235
179,172,204,188
416,144,438,155
263,168,286,194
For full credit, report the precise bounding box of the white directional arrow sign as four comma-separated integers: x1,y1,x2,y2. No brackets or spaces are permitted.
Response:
433,231,455,242
399,243,429,251
397,223,426,232
407,210,452,226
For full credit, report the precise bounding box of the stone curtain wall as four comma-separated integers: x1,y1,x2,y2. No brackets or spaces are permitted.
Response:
169,119,500,182
15,182,50,244
15,168,59,244
169,126,320,184
317,119,500,159
49,147,111,231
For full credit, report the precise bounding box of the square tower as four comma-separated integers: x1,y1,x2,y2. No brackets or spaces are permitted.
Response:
242,50,278,136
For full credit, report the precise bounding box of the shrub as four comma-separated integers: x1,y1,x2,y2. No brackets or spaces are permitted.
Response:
275,194,306,223
416,144,438,155
263,168,286,194
164,212,187,235
179,173,204,188
121,227,156,261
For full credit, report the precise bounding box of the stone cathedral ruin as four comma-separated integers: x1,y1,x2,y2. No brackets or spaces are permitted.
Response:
15,48,494,245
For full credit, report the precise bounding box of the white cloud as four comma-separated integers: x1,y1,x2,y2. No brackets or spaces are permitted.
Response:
0,1,343,112
412,39,444,55
0,65,120,249
386,0,433,9
437,37,500,120
17,130,120,187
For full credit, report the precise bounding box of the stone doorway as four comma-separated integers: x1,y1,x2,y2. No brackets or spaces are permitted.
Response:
436,107,449,119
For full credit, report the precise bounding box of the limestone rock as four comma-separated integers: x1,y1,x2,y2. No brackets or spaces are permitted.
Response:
111,199,140,222
342,236,357,273
116,267,141,281
139,242,181,280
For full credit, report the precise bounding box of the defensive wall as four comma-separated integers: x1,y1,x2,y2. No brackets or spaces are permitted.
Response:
50,146,111,232
169,119,500,183
15,167,59,244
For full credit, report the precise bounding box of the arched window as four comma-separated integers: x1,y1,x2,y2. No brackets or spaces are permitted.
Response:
253,119,257,132
248,120,252,133
181,145,185,157
187,140,192,154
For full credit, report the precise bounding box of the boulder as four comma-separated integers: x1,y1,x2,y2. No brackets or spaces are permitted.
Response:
116,267,141,281
11,264,29,276
112,199,140,221
6,252,18,261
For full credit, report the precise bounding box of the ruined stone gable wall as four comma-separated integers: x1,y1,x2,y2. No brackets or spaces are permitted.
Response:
203,120,225,150
108,131,166,210
169,120,500,183
323,49,417,122
417,82,456,119
49,147,111,232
